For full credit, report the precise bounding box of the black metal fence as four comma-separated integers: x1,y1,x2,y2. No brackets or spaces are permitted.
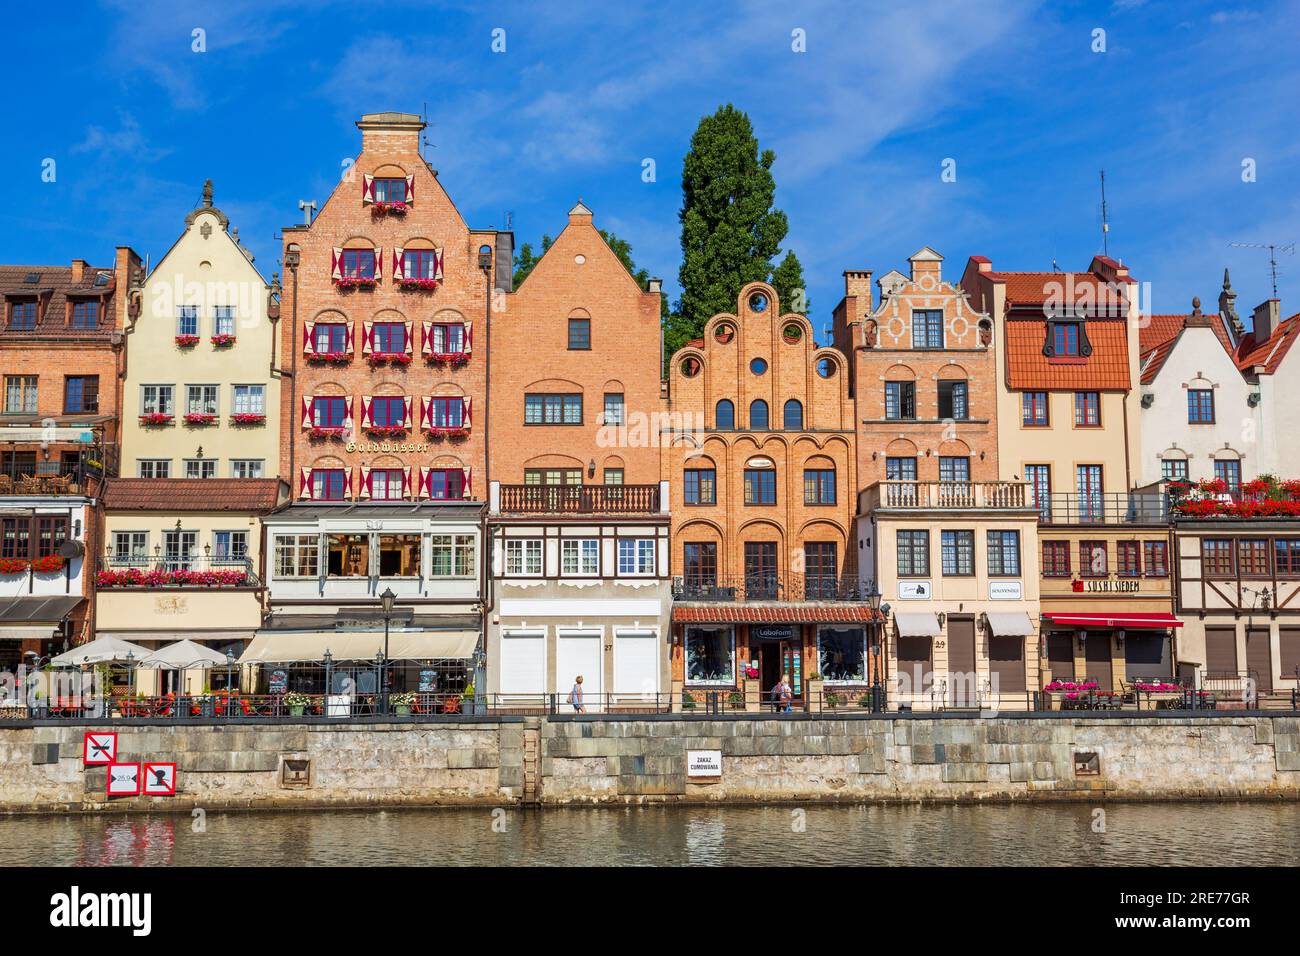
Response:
672,573,868,602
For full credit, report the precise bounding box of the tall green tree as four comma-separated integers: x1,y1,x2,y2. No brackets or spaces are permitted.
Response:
770,249,809,316
511,234,553,287
675,104,791,356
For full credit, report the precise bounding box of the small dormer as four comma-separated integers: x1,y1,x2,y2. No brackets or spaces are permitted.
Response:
876,270,907,299
908,246,944,281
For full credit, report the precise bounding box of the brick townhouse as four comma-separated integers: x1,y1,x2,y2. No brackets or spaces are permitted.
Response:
0,249,142,665
486,201,671,708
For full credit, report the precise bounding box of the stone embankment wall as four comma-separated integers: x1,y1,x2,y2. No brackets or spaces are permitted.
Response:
1,714,1297,812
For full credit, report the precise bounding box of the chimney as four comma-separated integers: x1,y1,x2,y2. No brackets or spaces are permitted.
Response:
70,259,89,283
113,246,143,330
355,112,425,157
843,270,873,305
1251,299,1280,344
568,199,593,225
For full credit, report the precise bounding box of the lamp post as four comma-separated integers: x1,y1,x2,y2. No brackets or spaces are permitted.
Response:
379,587,396,715
865,583,884,712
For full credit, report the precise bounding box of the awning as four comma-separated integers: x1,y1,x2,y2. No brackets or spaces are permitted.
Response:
985,611,1035,637
0,595,83,625
894,612,942,636
137,639,231,669
0,626,58,641
672,605,881,624
1042,612,1183,629
98,630,257,644
49,635,150,666
241,630,480,663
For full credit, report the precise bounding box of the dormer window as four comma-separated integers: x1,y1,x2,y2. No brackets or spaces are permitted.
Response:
8,300,36,331
1044,318,1091,359
1054,323,1078,355
71,300,100,329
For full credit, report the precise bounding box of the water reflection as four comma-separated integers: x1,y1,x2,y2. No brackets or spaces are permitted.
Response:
2,803,1296,867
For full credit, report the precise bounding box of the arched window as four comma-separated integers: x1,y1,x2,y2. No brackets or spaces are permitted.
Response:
715,399,734,431
783,399,804,430
749,400,769,430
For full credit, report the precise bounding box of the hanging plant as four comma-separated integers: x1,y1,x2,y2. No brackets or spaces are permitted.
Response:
211,333,236,347
335,276,378,290
183,413,217,426
306,351,351,365
139,412,174,426
230,413,266,426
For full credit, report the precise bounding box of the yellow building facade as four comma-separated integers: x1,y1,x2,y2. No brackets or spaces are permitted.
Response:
120,181,280,478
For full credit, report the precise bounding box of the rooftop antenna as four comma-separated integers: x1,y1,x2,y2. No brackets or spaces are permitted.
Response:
1098,170,1110,257
1228,240,1296,299
421,101,435,160
504,211,514,231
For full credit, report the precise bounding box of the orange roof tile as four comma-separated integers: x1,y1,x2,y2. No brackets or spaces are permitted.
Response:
1234,312,1300,374
1139,311,1236,384
1006,319,1131,390
103,478,283,512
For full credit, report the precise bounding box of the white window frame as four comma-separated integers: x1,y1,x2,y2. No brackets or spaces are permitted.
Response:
186,384,219,416
136,459,171,478
430,533,476,578
561,538,600,576
141,384,174,416
214,305,236,337
230,459,264,479
112,531,149,564
177,305,199,337
617,538,655,576
505,538,543,576
183,459,216,479
232,384,265,415
212,530,249,563
274,534,319,579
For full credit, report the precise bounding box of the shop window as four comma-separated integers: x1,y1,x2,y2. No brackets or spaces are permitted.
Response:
818,626,866,683
378,534,420,576
685,626,735,684
327,534,370,577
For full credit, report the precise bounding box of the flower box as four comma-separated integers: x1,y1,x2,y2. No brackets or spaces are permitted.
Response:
399,278,439,292
309,426,346,441
0,557,61,574
427,352,470,367
183,413,217,426
139,413,174,427
306,352,351,365
230,413,266,426
96,567,251,588
334,276,377,290
371,201,408,216
210,333,236,347
427,427,469,441
175,334,200,347
366,352,413,367
366,425,408,438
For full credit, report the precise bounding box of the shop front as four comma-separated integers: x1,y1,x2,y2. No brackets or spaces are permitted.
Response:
1040,611,1182,693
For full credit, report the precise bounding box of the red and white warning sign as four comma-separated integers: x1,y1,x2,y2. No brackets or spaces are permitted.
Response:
83,731,117,765
142,762,177,796
106,762,141,797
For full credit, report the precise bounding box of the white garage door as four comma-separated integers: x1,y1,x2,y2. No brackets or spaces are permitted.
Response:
499,630,545,704
556,629,603,712
614,630,660,699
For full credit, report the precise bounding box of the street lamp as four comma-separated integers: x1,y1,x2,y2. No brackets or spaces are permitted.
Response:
379,587,396,714
865,582,884,712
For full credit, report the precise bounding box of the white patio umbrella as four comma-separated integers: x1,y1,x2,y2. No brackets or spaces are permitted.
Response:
137,639,229,669
49,636,150,667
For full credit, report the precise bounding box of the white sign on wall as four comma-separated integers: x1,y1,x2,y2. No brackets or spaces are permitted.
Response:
988,581,1023,600
898,581,931,600
686,750,722,778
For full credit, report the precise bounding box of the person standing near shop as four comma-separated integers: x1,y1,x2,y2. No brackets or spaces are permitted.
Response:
568,675,586,713
771,673,793,713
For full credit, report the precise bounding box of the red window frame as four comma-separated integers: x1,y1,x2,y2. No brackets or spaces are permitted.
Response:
312,397,347,428
427,469,465,500
372,321,406,355
1117,540,1141,577
1022,392,1049,427
1079,540,1108,578
428,397,464,429
429,322,465,354
1274,539,1300,577
1239,538,1270,577
1054,323,1079,356
369,396,406,427
341,249,375,279
369,468,406,501
312,469,347,501
1073,391,1101,427
403,249,437,280
1143,541,1169,577
1042,540,1071,577
1202,538,1234,578
313,323,348,353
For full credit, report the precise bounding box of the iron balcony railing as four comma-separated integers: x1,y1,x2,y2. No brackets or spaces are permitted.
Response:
671,572,867,603
864,480,1030,511
95,555,261,587
498,483,660,514
1035,492,1169,525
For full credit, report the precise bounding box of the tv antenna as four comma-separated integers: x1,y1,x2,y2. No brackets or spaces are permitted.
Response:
1098,170,1110,257
421,101,436,159
1229,241,1296,298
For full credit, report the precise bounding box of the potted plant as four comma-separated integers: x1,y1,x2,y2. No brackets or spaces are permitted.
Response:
390,692,415,716
210,333,236,347
681,690,697,710
284,691,311,717
824,692,841,710
806,671,825,709
175,334,200,348
728,691,745,709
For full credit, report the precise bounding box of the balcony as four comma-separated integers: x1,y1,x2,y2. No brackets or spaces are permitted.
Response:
495,482,663,515
672,573,866,603
1168,479,1300,520
95,555,261,589
861,480,1030,512
1037,492,1169,525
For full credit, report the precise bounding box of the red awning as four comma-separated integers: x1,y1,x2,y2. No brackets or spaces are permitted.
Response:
672,605,881,624
1042,612,1183,629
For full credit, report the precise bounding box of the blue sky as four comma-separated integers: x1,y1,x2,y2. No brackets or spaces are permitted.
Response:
2,0,1298,337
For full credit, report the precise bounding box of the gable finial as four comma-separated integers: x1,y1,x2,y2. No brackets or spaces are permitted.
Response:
202,179,214,208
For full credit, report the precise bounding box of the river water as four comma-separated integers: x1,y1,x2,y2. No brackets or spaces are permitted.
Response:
3,802,1298,866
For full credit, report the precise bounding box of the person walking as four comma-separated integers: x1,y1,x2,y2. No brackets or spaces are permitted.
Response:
567,675,586,713
771,673,793,713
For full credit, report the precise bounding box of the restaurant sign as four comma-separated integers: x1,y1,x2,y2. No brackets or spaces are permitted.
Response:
1077,579,1140,593
686,750,722,779
898,581,931,600
346,440,431,454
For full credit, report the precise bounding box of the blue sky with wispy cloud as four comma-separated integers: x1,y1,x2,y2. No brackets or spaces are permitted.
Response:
2,0,1297,334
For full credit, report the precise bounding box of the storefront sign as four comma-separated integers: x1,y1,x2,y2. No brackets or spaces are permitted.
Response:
83,732,116,765
989,581,1023,600
345,440,431,454
898,581,931,600
686,750,722,779
106,763,142,797
418,669,438,692
268,669,289,694
1082,579,1140,593
751,625,793,641
143,763,176,796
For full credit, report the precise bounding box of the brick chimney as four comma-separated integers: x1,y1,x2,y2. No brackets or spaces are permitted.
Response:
70,259,89,283
355,112,425,157
1251,299,1280,344
843,270,873,305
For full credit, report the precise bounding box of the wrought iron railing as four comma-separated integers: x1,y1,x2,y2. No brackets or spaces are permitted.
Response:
1036,492,1168,524
671,572,867,603
498,483,660,514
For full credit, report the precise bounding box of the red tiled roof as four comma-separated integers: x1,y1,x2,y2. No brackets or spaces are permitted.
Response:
1001,271,1110,306
0,263,117,337
1234,312,1300,374
672,604,881,624
1005,319,1131,390
1139,311,1236,384
102,479,283,512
